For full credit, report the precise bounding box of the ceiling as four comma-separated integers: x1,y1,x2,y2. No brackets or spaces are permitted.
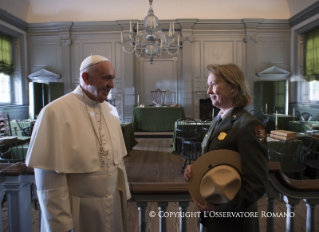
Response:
0,0,318,23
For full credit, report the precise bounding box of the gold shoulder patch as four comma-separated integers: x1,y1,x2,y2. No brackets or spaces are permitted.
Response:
255,125,266,143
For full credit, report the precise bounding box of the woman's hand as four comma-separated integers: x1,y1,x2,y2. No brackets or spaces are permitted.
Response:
184,165,192,180
193,197,215,212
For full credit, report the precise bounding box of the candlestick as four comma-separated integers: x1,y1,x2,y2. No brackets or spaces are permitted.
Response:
121,32,123,44
265,103,267,114
275,111,278,129
130,21,132,32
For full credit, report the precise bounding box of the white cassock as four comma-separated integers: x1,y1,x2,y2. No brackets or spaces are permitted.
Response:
26,86,131,232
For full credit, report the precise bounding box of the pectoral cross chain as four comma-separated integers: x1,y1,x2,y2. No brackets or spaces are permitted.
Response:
99,148,108,167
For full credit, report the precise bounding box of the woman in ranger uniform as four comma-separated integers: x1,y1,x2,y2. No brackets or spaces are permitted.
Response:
184,63,268,232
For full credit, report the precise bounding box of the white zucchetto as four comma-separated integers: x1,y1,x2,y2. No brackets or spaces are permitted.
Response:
80,55,110,71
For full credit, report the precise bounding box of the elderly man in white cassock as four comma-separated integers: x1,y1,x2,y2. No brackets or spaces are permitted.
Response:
26,55,131,232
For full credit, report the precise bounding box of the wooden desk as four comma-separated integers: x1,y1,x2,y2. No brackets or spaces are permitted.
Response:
265,114,295,133
121,123,138,155
132,107,185,132
288,121,319,133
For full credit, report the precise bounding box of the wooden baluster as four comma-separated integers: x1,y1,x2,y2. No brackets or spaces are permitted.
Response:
137,202,147,232
3,177,33,232
283,196,299,232
304,199,319,232
158,202,168,232
179,201,189,232
266,183,279,232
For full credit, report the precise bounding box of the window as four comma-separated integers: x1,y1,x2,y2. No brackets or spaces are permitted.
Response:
303,27,319,82
302,27,319,103
309,81,319,102
0,33,13,105
0,73,11,103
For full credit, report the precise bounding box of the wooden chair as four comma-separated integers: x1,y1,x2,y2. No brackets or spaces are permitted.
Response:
259,114,270,126
16,120,34,136
164,89,175,105
0,137,28,163
300,112,312,122
151,88,166,104
273,136,313,179
306,149,319,179
201,119,211,135
180,137,202,174
313,115,319,122
176,118,198,155
0,112,12,136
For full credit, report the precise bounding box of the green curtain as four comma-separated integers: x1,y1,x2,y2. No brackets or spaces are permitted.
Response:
0,33,13,75
303,27,319,82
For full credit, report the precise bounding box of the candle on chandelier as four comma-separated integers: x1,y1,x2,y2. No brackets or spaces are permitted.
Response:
177,35,180,45
160,39,163,49
121,32,123,43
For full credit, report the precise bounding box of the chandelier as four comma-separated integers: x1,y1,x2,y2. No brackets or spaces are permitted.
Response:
120,0,180,64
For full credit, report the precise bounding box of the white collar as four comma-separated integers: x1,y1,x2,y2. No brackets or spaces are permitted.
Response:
73,85,101,107
218,107,234,120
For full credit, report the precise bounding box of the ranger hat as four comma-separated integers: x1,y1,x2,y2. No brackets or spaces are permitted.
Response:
187,149,242,205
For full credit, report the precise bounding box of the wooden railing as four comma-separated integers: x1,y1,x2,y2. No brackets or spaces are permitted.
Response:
0,162,319,232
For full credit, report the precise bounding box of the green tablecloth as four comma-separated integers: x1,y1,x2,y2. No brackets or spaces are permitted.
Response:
265,114,295,133
121,122,138,154
132,107,185,131
172,121,210,153
288,121,319,133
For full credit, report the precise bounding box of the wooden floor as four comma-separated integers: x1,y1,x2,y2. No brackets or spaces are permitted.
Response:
2,138,319,232
124,138,319,232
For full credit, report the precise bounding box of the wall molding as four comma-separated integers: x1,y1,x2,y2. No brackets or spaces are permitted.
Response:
289,1,319,28
0,8,27,31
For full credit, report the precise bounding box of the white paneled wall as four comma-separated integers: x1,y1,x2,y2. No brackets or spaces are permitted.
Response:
25,19,291,120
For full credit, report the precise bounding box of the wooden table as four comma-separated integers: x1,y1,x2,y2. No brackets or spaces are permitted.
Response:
288,121,319,133
121,122,138,155
132,107,185,132
265,114,295,133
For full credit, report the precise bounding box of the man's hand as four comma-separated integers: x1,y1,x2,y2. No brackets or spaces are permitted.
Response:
193,197,215,212
184,165,192,180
